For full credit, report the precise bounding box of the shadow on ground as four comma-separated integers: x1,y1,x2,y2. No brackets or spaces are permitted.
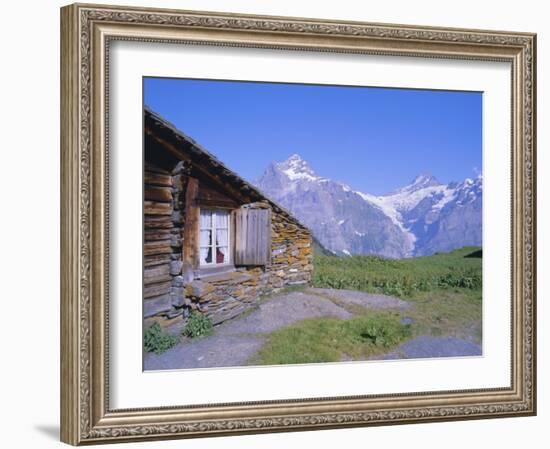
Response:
34,425,59,441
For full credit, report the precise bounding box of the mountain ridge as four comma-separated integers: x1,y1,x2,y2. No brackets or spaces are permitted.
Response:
255,154,482,258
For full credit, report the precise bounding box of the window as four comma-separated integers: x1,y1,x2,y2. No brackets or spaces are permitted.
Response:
199,209,230,266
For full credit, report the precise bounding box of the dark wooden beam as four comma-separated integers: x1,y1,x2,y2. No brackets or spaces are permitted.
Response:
144,171,172,187
182,177,199,273
144,215,173,229
144,201,172,216
196,199,239,209
144,185,172,203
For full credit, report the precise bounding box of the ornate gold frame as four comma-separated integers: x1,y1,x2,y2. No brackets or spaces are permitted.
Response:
60,3,536,445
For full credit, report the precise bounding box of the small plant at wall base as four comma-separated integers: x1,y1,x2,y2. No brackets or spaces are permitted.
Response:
144,323,180,355
183,311,214,338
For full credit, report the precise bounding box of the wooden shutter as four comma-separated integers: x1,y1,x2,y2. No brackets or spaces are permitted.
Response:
234,207,272,266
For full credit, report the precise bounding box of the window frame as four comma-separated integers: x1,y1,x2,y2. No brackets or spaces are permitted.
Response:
198,208,232,268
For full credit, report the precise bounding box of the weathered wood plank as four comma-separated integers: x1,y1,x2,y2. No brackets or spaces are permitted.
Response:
144,240,172,256
234,208,245,264
144,215,173,229
183,177,200,270
144,229,172,241
196,198,238,209
248,209,257,263
144,171,172,187
144,254,171,267
144,265,171,284
234,207,271,266
144,281,172,299
144,201,172,216
197,182,239,208
144,161,170,175
258,210,266,263
144,185,172,203
265,210,272,266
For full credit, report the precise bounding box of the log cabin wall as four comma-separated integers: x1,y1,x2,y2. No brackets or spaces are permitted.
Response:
143,161,186,328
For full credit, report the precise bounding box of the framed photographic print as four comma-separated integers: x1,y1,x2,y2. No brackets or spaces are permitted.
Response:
60,3,537,445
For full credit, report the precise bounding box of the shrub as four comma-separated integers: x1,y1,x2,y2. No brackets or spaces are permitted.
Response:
183,311,213,339
354,315,411,348
144,323,179,355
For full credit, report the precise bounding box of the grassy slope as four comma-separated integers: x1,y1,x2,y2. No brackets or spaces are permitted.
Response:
254,247,482,365
312,246,482,299
313,246,482,341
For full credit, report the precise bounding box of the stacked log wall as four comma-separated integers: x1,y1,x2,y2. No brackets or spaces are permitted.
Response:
143,163,185,326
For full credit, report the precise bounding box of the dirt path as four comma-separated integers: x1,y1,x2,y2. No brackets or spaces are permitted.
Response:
144,288,408,370
144,288,482,370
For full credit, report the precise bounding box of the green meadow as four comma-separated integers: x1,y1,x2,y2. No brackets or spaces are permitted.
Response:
253,247,482,365
312,246,482,299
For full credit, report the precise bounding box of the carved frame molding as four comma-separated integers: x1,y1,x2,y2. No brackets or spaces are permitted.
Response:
60,3,536,445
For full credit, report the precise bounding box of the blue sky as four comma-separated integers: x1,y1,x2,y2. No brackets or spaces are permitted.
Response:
144,77,482,195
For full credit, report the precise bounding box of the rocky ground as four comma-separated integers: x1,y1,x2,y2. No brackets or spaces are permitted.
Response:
144,288,481,370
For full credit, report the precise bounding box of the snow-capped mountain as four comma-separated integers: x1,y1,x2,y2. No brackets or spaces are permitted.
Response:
255,154,482,258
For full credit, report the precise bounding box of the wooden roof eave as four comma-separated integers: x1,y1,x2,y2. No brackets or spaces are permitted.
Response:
144,108,311,234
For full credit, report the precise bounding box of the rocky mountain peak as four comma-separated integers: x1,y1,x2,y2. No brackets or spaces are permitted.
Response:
397,173,442,193
275,154,320,181
285,153,305,164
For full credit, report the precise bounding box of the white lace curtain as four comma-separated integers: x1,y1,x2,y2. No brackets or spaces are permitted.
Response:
200,209,212,229
216,212,229,257
200,210,212,263
199,209,229,263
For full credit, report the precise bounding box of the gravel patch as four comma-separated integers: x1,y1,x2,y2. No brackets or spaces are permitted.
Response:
307,288,410,310
371,336,482,360
144,334,266,370
218,291,352,336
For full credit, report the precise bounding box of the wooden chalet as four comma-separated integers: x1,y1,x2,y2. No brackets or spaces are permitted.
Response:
144,108,313,326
